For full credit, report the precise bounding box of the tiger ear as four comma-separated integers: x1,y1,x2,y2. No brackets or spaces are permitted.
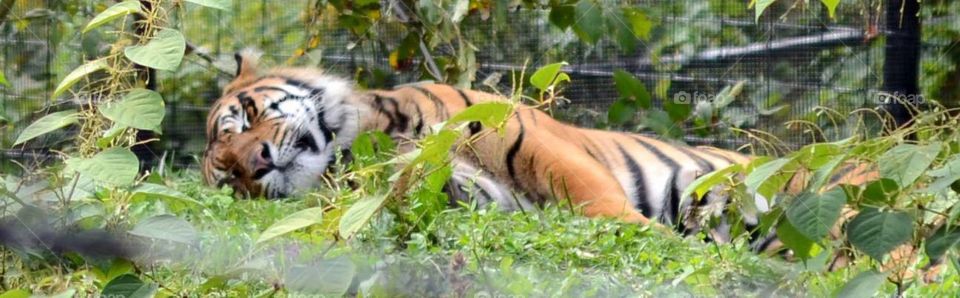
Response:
234,48,261,79
222,49,262,95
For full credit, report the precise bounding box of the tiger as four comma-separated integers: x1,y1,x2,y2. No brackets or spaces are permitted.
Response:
201,51,943,280
202,50,769,232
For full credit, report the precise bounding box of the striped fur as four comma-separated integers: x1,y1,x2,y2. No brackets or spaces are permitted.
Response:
200,53,861,246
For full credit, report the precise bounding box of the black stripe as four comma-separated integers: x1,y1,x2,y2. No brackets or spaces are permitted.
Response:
696,147,735,164
317,111,334,142
828,164,858,185
505,112,524,182
411,86,449,119
617,144,653,218
528,109,538,125
455,88,473,106
631,137,681,221
677,146,715,173
253,86,290,94
451,88,482,135
413,103,425,136
233,53,243,76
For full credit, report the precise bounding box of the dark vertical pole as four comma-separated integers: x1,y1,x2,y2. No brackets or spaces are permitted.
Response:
881,0,921,130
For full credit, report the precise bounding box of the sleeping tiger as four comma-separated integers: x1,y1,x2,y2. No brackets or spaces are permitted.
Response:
202,51,885,253
203,51,768,233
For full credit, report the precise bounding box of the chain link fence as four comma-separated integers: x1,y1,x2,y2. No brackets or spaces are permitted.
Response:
1,0,953,171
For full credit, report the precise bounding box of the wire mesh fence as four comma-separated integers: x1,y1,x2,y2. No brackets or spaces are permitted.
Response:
0,0,953,172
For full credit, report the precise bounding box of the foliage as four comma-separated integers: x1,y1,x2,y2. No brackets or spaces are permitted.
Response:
683,104,960,292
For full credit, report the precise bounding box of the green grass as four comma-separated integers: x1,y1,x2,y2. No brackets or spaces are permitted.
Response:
2,169,959,297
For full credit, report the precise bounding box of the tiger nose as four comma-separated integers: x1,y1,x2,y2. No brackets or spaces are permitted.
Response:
251,142,273,178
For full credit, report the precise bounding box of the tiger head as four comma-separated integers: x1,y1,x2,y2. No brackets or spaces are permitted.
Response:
201,51,365,198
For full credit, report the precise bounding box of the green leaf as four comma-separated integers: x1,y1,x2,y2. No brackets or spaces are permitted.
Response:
642,110,683,140
923,154,960,194
284,256,356,296
131,183,201,206
821,0,840,19
744,157,797,199
612,70,651,109
785,189,846,241
847,208,914,260
571,0,604,44
837,270,886,298
776,219,819,259
0,289,30,298
101,274,157,298
52,59,107,99
339,194,388,238
415,129,460,165
530,62,568,91
807,153,849,191
681,164,743,202
128,214,199,245
607,99,637,125
184,0,230,10
879,143,941,187
861,178,899,205
100,88,165,133
754,0,776,22
925,226,960,259
257,207,325,244
64,147,139,186
83,0,141,33
549,5,575,30
446,102,514,129
13,110,79,145
123,28,186,71
622,8,653,41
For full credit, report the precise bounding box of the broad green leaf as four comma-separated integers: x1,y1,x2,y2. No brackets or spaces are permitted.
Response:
613,70,651,109
681,164,743,202
879,143,941,187
339,194,388,238
101,274,157,298
64,147,139,186
284,257,356,296
128,214,199,245
572,0,604,44
100,88,165,133
52,59,107,99
549,5,575,30
923,154,960,194
821,0,840,19
754,0,776,22
785,189,846,241
861,178,899,204
415,129,460,165
925,226,960,259
83,0,141,33
450,0,469,22
622,8,653,41
530,62,568,91
446,102,514,129
13,110,79,145
777,219,820,259
184,0,230,10
257,207,325,244
0,289,30,298
837,270,886,298
124,28,186,71
847,208,914,260
131,183,201,206
807,153,849,191
745,157,797,199
607,99,637,124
